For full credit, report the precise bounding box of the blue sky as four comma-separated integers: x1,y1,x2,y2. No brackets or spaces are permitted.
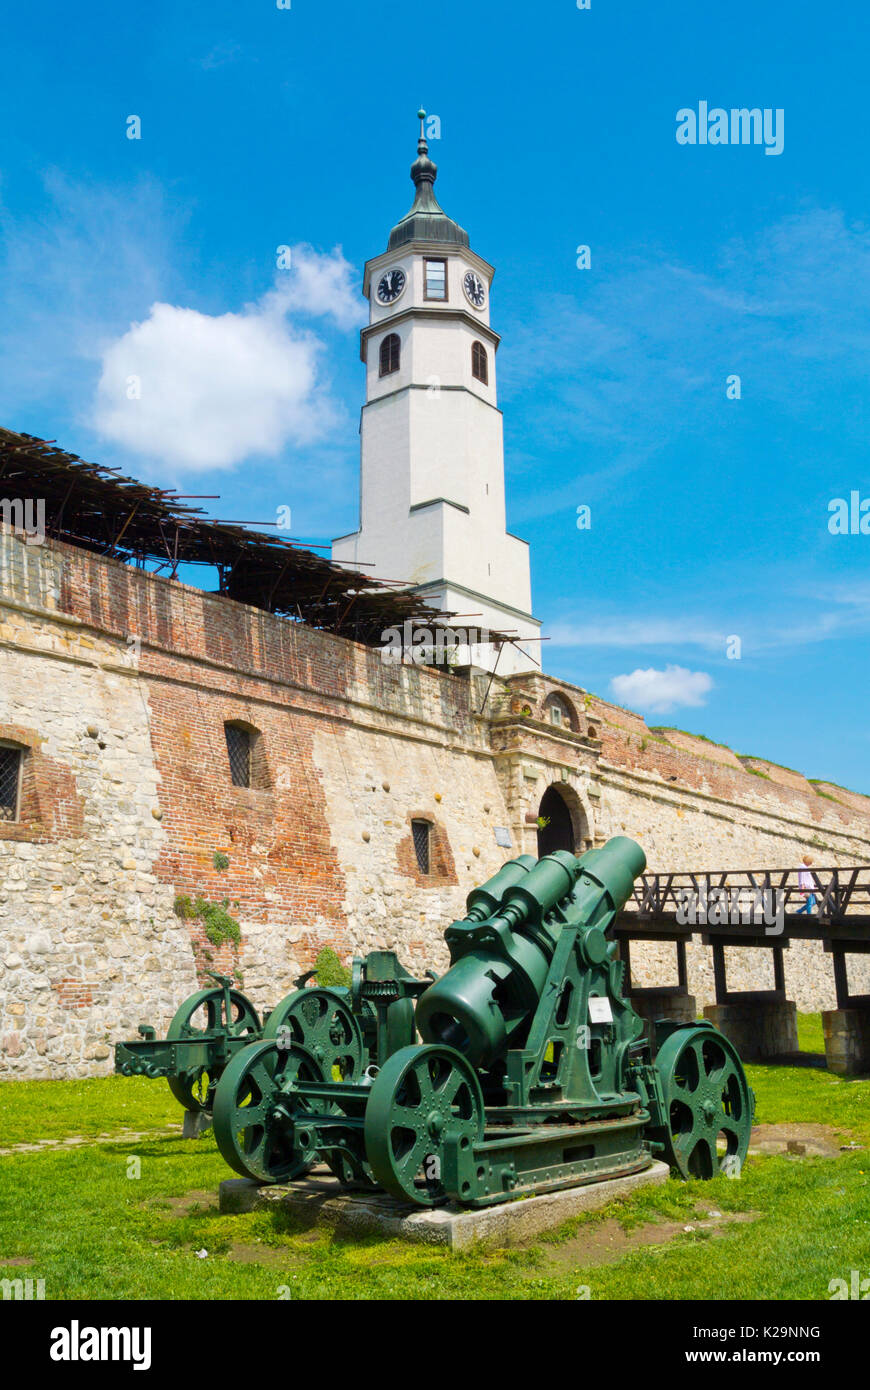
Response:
2,0,870,790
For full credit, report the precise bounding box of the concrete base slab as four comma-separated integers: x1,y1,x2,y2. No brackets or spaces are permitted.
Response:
219,1160,671,1251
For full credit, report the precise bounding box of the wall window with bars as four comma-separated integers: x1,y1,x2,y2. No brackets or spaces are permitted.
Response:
0,744,23,822
379,332,401,378
471,340,488,384
225,724,252,788
411,819,431,874
424,258,447,301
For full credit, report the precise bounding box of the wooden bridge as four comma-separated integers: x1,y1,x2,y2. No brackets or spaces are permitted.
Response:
611,865,870,1075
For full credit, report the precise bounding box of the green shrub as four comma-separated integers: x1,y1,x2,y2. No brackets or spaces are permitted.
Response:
314,946,351,988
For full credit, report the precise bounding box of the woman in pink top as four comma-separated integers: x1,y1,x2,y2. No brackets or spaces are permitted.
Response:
796,855,817,915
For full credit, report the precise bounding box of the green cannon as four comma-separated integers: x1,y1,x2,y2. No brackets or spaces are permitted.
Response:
209,837,754,1206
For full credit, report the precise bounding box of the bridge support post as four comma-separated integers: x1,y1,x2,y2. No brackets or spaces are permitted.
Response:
823,1008,870,1075
702,941,798,1059
703,996,798,1059
822,945,870,1075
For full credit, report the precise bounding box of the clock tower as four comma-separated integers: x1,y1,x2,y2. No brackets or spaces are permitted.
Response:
332,112,541,675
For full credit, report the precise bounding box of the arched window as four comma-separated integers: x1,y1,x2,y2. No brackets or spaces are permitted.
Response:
471,340,488,384
544,692,576,731
379,333,401,378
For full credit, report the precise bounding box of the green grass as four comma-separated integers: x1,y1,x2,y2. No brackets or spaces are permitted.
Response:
1,1017,868,1300
0,1075,180,1147
796,1011,825,1055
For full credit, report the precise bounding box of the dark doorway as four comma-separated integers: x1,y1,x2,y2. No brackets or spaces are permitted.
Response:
537,785,575,856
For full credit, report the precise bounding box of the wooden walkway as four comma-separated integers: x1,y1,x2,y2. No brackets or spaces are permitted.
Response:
613,866,870,1009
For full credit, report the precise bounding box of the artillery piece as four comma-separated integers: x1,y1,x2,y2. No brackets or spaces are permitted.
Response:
209,837,755,1207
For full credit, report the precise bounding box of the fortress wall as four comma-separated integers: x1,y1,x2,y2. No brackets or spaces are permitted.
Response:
2,528,870,1076
0,533,197,1078
0,533,509,1075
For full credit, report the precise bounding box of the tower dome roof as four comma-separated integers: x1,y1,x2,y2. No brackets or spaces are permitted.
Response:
387,110,469,251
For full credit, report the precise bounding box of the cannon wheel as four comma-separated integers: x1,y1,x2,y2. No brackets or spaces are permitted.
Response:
213,1039,325,1183
262,987,365,1082
166,985,261,1114
364,1044,485,1207
652,1023,754,1180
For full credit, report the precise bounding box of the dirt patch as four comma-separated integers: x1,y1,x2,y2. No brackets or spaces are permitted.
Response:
227,1241,305,1268
146,1190,216,1217
0,1125,178,1157
529,1208,760,1273
748,1123,855,1158
0,1256,34,1267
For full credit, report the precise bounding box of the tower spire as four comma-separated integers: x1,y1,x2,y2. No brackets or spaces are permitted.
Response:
387,107,468,251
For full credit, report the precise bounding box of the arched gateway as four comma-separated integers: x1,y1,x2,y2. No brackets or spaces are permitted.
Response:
536,783,591,857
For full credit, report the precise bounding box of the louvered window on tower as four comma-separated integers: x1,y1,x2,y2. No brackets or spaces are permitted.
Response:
411,819,431,874
471,341,488,384
379,333,401,377
225,725,252,788
0,745,22,822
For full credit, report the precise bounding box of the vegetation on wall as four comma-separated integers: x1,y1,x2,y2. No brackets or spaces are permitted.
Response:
313,946,351,988
174,894,241,948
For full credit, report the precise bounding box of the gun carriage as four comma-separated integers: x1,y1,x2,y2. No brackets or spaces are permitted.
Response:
115,837,754,1207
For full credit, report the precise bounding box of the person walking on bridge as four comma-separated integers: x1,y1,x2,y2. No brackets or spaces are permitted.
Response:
795,855,817,915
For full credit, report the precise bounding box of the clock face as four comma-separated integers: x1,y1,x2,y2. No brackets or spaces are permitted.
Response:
463,271,486,309
376,267,407,305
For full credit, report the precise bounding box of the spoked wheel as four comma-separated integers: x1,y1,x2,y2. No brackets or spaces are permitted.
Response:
166,986,261,1113
262,988,364,1082
364,1045,484,1207
213,1039,326,1183
653,1023,754,1179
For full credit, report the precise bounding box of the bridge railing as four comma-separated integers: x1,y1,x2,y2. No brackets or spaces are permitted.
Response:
624,866,870,923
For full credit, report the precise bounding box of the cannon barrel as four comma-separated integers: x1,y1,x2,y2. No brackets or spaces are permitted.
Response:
415,836,646,1068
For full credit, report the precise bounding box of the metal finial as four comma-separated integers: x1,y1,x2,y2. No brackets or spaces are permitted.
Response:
417,108,428,152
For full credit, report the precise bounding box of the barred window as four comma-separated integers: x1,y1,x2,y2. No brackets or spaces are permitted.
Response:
471,341,488,384
411,819,431,874
225,724,252,788
0,745,22,822
379,333,401,377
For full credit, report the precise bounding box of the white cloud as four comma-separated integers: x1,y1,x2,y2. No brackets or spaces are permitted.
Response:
269,244,361,331
610,664,713,714
92,246,362,471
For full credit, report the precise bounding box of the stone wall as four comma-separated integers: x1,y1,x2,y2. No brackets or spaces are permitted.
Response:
2,526,869,1077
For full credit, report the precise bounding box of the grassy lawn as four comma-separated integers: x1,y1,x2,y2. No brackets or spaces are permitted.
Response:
0,1014,867,1300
